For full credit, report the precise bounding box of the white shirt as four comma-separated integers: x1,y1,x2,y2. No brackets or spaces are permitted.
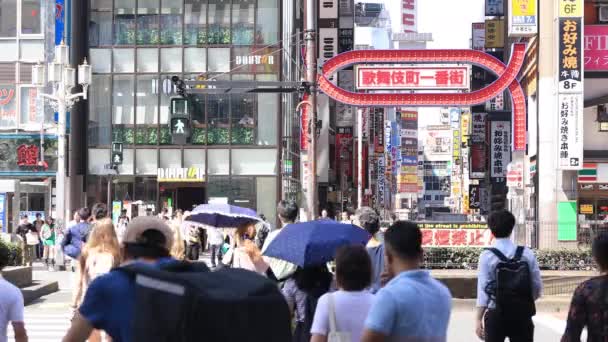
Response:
0,276,24,342
261,228,297,280
476,238,543,308
311,290,375,342
207,227,224,246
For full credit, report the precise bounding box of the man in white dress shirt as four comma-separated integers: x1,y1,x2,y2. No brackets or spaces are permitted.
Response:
475,209,542,342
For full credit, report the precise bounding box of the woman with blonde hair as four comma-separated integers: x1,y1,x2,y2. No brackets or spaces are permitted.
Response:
71,218,120,342
169,221,185,260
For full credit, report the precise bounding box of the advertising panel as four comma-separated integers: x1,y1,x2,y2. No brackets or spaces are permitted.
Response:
485,19,505,48
0,85,17,128
472,23,486,51
401,0,417,33
424,129,452,161
490,121,511,179
470,113,487,179
508,0,538,37
0,134,58,176
557,94,583,169
485,92,505,111
486,0,504,16
585,26,608,71
335,127,353,180
318,28,338,84
558,18,583,93
373,108,385,153
377,156,386,207
559,0,583,17
417,222,494,247
319,0,338,19
356,66,469,90
469,184,481,209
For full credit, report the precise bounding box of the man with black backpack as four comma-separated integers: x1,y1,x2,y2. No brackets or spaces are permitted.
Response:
475,210,543,342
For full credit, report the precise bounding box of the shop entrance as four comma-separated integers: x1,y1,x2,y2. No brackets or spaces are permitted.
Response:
159,183,206,212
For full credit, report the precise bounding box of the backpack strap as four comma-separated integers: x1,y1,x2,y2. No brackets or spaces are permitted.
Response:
512,246,525,262
484,248,509,262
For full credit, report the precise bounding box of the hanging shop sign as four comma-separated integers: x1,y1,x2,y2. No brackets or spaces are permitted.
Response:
0,135,56,175
235,55,274,66
558,18,583,93
0,86,16,127
472,23,486,51
486,0,504,16
469,184,481,209
485,19,505,48
319,0,338,19
401,0,417,33
559,0,583,17
508,0,537,37
490,121,511,178
356,66,469,90
300,93,310,151
424,129,452,160
557,94,583,169
377,156,386,207
584,26,608,72
485,92,505,111
579,203,594,215
157,167,205,183
319,28,338,84
506,162,524,188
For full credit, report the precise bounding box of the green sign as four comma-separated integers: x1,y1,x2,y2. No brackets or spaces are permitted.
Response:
557,201,577,241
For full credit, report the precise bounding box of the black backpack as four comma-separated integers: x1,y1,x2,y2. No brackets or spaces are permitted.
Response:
484,246,536,317
118,260,292,342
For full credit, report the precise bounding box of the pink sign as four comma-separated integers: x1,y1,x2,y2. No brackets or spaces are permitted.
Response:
585,25,608,71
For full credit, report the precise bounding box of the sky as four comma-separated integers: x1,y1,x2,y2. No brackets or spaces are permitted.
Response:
380,0,486,49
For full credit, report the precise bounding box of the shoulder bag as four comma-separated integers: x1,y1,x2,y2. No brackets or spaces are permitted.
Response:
327,293,352,342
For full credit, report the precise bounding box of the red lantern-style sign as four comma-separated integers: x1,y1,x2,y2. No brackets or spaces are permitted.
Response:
318,43,527,151
17,144,39,167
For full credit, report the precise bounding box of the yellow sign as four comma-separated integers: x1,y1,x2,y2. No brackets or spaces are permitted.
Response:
401,165,417,174
512,0,536,16
580,204,594,215
559,0,582,17
461,112,470,145
157,167,205,182
485,19,505,48
399,174,418,184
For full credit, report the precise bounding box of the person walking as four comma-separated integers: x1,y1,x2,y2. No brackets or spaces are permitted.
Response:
354,207,384,293
282,265,333,342
90,203,108,224
231,223,269,275
262,200,299,281
311,245,375,342
184,222,202,261
61,208,92,264
70,218,120,342
361,221,452,342
207,227,224,268
63,217,176,342
561,232,608,341
0,242,28,342
16,215,36,267
41,216,57,271
475,210,542,342
33,213,45,260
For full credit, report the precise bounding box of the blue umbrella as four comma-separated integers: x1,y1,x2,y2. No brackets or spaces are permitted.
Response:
263,220,371,267
188,203,261,228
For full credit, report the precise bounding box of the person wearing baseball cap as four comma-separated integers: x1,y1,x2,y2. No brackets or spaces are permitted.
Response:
63,216,178,342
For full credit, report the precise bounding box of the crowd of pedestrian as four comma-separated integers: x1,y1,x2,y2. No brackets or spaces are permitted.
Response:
4,201,608,341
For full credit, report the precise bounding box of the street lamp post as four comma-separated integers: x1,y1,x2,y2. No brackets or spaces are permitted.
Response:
32,41,92,227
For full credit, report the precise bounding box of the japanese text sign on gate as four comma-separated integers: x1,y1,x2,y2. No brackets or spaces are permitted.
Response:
356,66,470,90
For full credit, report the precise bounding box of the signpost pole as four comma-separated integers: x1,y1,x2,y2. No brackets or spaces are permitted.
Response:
304,0,318,220
357,108,363,209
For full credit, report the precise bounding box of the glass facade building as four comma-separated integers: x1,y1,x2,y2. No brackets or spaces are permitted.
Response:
86,0,281,218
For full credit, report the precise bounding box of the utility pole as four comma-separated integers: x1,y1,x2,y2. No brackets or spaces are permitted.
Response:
357,108,363,209
304,0,318,220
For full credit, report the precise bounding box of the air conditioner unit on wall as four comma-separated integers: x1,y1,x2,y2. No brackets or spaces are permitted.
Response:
599,5,608,23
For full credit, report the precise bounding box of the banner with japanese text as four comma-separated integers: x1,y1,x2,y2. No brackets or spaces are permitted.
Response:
557,94,583,169
0,134,57,176
490,121,511,179
356,66,469,90
558,18,583,93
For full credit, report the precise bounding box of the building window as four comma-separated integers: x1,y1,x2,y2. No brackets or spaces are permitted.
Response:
256,0,278,45
232,0,254,45
208,0,231,44
0,0,18,37
89,75,112,146
20,0,42,35
185,0,207,45
160,0,183,45
137,0,159,45
114,0,136,45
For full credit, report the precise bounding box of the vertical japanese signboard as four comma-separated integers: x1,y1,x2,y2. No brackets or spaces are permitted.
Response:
469,184,481,209
486,0,504,16
470,113,487,179
472,23,486,51
558,18,583,93
485,19,505,48
490,121,511,179
508,0,537,37
557,6,583,170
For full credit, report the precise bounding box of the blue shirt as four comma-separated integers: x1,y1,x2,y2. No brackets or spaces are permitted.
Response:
364,270,452,341
476,238,542,308
79,258,175,342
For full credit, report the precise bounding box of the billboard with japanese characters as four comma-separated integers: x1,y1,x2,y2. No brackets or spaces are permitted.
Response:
355,66,469,90
558,18,583,93
0,134,57,175
490,121,511,179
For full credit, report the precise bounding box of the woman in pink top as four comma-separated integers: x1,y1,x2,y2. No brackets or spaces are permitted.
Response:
71,218,120,342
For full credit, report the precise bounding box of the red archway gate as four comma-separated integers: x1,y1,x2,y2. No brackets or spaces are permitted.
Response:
317,43,527,151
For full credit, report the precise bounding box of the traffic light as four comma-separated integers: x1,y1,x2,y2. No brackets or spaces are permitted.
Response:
169,97,190,144
111,142,123,167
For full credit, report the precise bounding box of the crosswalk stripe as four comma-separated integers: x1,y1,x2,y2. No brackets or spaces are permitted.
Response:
7,315,70,342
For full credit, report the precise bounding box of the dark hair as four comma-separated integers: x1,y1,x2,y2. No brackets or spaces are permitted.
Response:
294,266,332,295
124,229,170,259
487,210,515,238
384,221,423,260
77,207,91,221
20,214,28,220
162,208,168,214
277,200,298,223
0,242,10,271
355,207,380,235
335,245,372,291
91,203,108,220
35,213,42,218
592,232,608,271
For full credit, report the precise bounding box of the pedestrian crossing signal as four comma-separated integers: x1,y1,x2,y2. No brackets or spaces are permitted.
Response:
111,142,123,167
